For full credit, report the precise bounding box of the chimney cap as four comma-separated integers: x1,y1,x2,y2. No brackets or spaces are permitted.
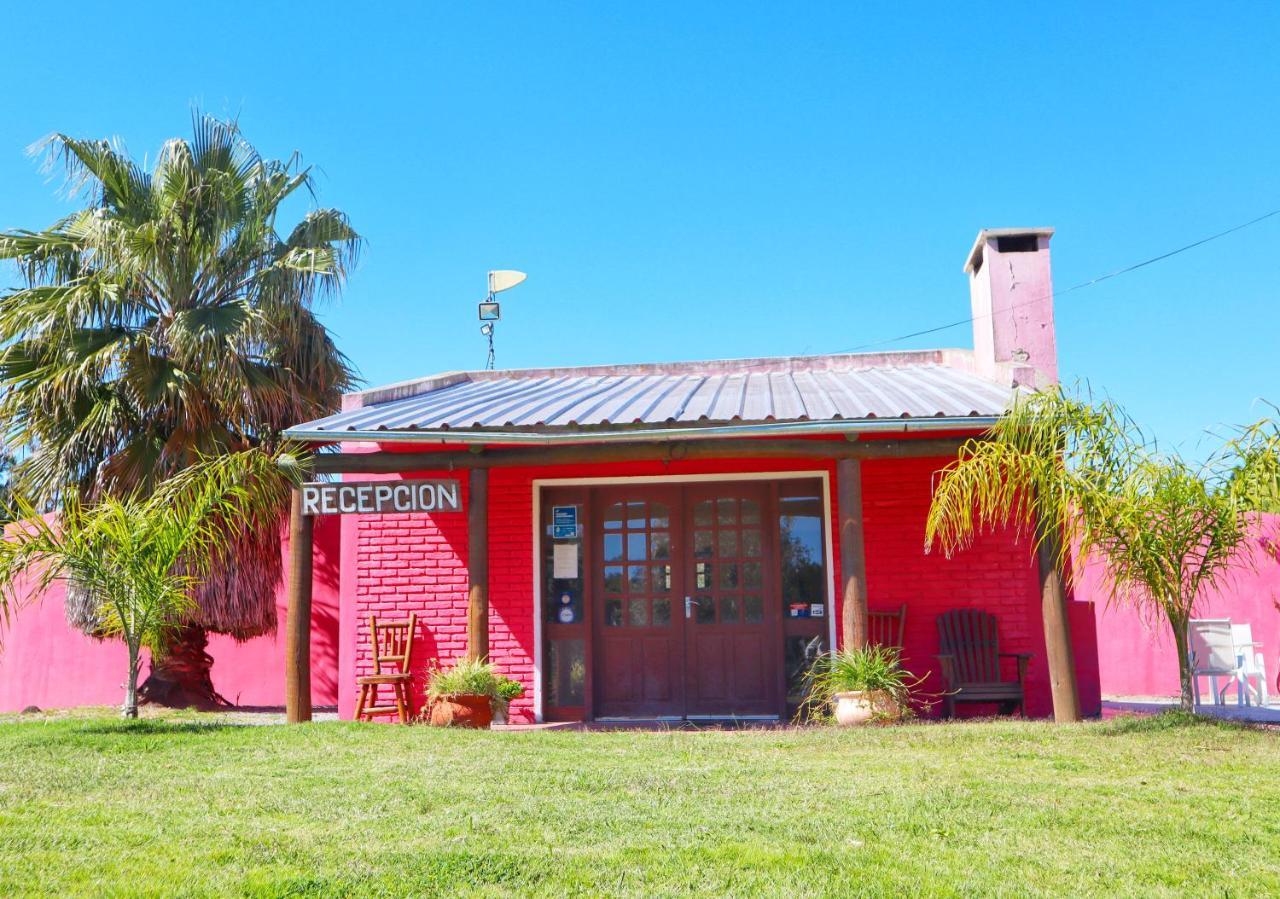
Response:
964,227,1055,273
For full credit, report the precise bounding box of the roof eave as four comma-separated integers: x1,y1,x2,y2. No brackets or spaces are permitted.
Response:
283,415,1002,446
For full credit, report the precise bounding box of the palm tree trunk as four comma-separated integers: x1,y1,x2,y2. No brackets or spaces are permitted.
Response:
1169,613,1194,713
123,646,140,719
137,625,229,709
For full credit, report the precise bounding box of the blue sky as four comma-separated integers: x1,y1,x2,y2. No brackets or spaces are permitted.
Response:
2,3,1277,454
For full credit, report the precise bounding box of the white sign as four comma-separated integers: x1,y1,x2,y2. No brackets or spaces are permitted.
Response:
552,543,579,579
300,480,462,516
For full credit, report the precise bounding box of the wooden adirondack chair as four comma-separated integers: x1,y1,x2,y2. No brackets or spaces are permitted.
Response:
936,609,1030,718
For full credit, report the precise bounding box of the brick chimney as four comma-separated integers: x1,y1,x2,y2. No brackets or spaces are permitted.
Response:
963,228,1057,388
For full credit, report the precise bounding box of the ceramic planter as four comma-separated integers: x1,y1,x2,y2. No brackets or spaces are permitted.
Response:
833,690,897,725
428,693,493,728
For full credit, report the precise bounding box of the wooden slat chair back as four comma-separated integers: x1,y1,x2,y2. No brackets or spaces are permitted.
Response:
354,613,418,723
868,604,907,651
935,609,1030,717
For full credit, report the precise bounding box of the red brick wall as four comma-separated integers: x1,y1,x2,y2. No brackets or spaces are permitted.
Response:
351,476,470,718
488,470,536,722
341,448,1099,722
858,457,1051,717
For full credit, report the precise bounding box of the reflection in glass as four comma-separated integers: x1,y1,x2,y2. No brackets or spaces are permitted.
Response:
604,598,623,627
649,502,670,528
721,596,740,624
626,501,646,528
719,562,739,589
603,565,624,594
603,503,623,530
785,633,827,705
743,561,763,588
717,497,737,525
628,565,647,592
652,532,671,560
694,500,713,526
742,529,762,557
695,594,715,624
627,532,647,561
718,530,738,559
742,499,761,524
547,639,585,707
603,533,623,562
652,598,671,626
628,598,648,627
780,496,826,606
744,594,764,623
694,530,713,558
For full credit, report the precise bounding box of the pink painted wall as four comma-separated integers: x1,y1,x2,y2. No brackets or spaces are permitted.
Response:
0,515,341,713
1084,517,1280,698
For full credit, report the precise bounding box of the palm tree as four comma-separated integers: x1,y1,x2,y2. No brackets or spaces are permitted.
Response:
0,113,358,706
0,451,19,524
0,449,303,717
924,388,1278,713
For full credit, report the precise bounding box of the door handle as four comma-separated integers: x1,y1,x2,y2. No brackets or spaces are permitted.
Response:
684,596,693,619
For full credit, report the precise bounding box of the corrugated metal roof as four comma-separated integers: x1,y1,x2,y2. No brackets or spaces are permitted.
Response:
287,360,1019,439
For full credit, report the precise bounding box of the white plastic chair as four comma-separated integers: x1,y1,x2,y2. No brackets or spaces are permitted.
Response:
1231,623,1268,707
1188,619,1238,706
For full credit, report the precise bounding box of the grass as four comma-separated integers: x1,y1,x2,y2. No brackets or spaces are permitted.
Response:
0,712,1278,897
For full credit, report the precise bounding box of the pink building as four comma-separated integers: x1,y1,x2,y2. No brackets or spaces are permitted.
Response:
279,226,1093,724
1,227,1269,718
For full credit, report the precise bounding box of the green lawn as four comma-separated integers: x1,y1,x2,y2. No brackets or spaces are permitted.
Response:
0,712,1277,897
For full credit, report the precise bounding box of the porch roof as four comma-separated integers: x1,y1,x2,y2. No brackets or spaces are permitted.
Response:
287,349,1025,444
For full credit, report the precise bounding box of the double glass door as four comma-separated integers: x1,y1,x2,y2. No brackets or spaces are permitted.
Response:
592,483,779,718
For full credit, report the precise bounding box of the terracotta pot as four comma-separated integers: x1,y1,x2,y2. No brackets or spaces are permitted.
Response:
429,694,493,728
833,690,897,726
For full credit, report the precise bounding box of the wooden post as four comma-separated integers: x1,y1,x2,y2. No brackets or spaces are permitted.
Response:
466,468,489,662
1037,532,1081,722
284,487,314,724
837,458,868,649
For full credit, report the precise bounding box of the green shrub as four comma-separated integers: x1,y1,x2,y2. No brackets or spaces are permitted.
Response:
427,658,501,700
495,676,524,703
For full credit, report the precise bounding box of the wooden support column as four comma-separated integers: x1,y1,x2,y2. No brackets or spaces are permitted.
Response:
837,458,869,649
284,487,314,724
1038,531,1081,722
466,467,490,662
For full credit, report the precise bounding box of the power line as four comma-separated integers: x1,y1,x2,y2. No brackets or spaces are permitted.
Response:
835,207,1280,354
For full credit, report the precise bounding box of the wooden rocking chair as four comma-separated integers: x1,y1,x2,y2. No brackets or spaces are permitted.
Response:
936,609,1030,718
355,613,417,723
868,604,907,651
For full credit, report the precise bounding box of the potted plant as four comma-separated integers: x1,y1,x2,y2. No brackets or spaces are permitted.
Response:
492,675,525,725
426,658,500,728
798,645,917,725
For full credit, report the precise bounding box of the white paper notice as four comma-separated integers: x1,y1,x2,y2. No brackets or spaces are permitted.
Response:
553,543,579,578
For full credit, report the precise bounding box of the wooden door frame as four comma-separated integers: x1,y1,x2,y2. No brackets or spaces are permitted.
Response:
532,471,837,722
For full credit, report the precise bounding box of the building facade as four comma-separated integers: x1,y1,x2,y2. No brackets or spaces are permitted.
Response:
284,228,1103,723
